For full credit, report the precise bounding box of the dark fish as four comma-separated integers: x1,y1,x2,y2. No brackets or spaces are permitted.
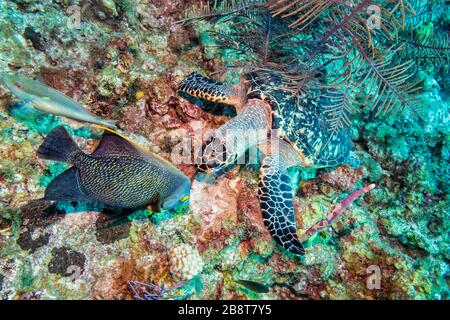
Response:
37,126,191,210
234,279,270,293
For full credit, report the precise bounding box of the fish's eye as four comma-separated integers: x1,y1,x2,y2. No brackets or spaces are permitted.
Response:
14,83,22,89
181,196,189,203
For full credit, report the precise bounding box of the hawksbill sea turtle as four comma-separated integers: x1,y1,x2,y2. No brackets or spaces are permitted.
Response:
177,70,360,256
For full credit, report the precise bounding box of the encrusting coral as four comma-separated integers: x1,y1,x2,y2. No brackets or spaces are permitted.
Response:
168,243,204,282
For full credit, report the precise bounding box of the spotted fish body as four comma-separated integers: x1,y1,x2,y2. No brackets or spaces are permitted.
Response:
38,126,190,210
67,149,184,208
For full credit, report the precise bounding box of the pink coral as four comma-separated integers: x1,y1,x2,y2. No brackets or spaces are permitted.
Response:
299,184,376,241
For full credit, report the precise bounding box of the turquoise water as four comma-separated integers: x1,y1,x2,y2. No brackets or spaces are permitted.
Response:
0,0,448,300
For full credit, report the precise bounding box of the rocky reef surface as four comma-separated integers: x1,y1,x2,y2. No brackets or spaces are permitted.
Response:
0,0,448,300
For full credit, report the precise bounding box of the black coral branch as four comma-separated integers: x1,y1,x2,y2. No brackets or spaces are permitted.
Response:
179,0,265,24
355,44,422,116
322,83,359,136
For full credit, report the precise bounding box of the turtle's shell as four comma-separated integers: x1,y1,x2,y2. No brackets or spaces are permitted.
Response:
244,71,352,168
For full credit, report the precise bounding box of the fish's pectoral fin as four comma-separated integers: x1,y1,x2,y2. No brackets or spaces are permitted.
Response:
147,194,162,212
155,194,162,212
258,153,305,256
43,167,89,202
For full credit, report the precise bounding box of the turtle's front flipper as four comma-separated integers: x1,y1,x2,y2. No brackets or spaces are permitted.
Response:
197,99,271,175
178,72,247,111
258,141,305,256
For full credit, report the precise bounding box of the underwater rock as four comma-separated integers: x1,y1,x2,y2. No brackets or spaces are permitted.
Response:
236,179,265,233
17,228,50,253
92,256,136,300
319,165,367,192
356,151,383,182
148,100,169,116
95,0,119,19
92,251,173,300
39,67,89,101
48,247,86,277
20,202,65,229
161,111,184,129
94,210,131,245
23,26,46,52
190,177,239,251
175,97,205,120
16,203,64,253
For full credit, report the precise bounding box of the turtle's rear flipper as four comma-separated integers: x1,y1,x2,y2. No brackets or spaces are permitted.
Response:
178,72,247,111
196,100,271,175
258,150,305,256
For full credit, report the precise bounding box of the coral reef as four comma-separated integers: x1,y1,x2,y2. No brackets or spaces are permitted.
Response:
168,243,204,282
0,0,448,300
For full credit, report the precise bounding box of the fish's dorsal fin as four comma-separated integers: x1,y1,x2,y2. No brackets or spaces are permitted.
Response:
93,125,182,171
92,129,142,157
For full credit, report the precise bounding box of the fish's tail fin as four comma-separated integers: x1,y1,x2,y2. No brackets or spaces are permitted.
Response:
37,126,80,162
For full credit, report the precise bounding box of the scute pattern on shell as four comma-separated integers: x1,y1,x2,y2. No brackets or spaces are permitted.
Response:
244,71,352,167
